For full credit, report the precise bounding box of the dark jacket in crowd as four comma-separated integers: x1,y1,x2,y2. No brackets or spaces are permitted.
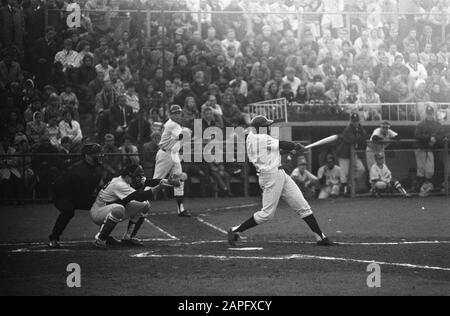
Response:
109,104,134,129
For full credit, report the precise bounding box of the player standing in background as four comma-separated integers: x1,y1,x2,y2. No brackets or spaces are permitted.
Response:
227,116,336,247
91,164,180,248
48,143,103,248
366,121,399,170
290,156,318,200
153,105,191,217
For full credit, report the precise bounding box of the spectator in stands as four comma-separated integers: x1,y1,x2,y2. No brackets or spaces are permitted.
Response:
54,38,79,72
46,115,60,149
406,53,428,83
102,133,121,181
119,134,140,166
31,26,57,89
59,109,83,149
26,111,46,146
358,81,382,121
370,152,411,198
291,156,318,201
109,94,133,144
317,153,342,200
336,113,368,196
282,67,302,97
124,82,140,114
182,96,200,131
221,93,243,127
95,54,114,82
60,84,79,122
128,110,151,145
142,132,161,179
0,135,21,203
0,0,25,55
0,49,23,92
211,55,234,83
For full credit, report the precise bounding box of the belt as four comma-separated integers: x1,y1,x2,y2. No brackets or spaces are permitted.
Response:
257,166,283,176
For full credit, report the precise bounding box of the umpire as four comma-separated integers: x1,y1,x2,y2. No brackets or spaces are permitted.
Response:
48,143,104,248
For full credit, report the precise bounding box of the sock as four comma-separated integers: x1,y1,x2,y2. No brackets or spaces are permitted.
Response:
130,216,146,238
303,214,326,241
98,215,120,241
233,216,258,233
176,196,184,214
394,181,408,195
123,220,137,240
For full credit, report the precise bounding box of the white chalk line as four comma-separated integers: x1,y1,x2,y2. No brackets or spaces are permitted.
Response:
196,216,228,234
130,252,450,272
0,237,175,248
147,203,259,217
269,240,450,246
145,219,179,240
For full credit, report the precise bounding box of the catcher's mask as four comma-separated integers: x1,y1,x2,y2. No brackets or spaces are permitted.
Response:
122,164,146,188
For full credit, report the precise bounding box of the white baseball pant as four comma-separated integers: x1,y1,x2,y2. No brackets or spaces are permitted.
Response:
253,169,313,225
318,185,340,199
90,199,151,226
153,149,184,196
338,157,365,184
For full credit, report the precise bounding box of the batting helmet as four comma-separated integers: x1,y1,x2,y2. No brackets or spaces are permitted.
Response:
250,115,274,128
170,104,183,114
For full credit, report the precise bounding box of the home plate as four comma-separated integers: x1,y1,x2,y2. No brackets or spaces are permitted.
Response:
228,247,264,251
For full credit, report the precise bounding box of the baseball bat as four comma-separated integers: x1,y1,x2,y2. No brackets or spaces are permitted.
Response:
304,135,339,149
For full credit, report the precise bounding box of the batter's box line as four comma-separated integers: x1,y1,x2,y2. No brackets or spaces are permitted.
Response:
130,253,450,272
269,240,450,246
147,203,260,217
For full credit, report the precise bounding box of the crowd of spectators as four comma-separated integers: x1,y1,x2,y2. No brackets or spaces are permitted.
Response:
1,0,450,201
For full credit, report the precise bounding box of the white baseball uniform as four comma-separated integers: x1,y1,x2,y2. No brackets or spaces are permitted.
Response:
247,131,313,224
90,176,150,226
153,119,186,196
366,128,398,168
317,165,342,199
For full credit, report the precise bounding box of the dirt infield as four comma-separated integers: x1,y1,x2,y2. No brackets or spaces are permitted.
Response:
0,197,449,296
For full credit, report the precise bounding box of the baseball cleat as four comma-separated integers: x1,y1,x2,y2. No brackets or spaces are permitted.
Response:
317,237,338,246
48,240,61,249
94,233,107,249
121,238,144,247
106,236,122,246
178,210,192,217
227,229,241,247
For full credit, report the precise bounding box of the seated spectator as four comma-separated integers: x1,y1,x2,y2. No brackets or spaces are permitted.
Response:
406,53,428,83
109,95,134,144
46,116,61,149
174,81,198,107
0,135,21,202
221,93,243,127
128,110,151,145
247,79,265,104
265,81,280,100
95,81,117,113
119,135,140,166
291,156,318,200
282,67,302,97
95,54,114,82
114,58,133,85
0,50,23,92
54,38,79,72
202,94,223,128
279,82,295,103
60,84,79,122
59,110,83,149
429,83,448,103
102,134,121,181
317,154,342,200
201,106,217,134
26,111,47,146
182,96,200,131
191,71,209,100
370,153,411,198
211,55,234,83
357,82,382,121
251,60,271,85
125,82,140,114
325,80,346,105
172,55,193,83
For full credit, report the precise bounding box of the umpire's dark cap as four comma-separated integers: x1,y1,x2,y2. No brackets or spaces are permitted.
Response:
250,115,274,128
350,113,360,122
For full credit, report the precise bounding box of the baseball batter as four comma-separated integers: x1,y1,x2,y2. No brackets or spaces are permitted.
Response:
91,164,178,248
227,116,336,247
152,104,190,217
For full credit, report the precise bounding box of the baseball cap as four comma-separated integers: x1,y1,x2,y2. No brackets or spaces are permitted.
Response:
104,134,115,142
297,156,307,165
170,104,183,114
350,113,360,122
375,152,385,160
381,121,391,128
250,115,274,128
426,105,435,115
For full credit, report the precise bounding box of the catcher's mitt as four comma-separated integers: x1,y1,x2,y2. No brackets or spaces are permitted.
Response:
166,173,188,187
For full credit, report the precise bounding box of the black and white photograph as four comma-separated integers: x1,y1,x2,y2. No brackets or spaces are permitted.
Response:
0,0,449,299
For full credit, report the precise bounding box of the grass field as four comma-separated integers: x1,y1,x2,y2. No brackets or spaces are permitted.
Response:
0,196,449,296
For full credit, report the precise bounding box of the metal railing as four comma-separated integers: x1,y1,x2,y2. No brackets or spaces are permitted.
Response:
248,101,450,123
